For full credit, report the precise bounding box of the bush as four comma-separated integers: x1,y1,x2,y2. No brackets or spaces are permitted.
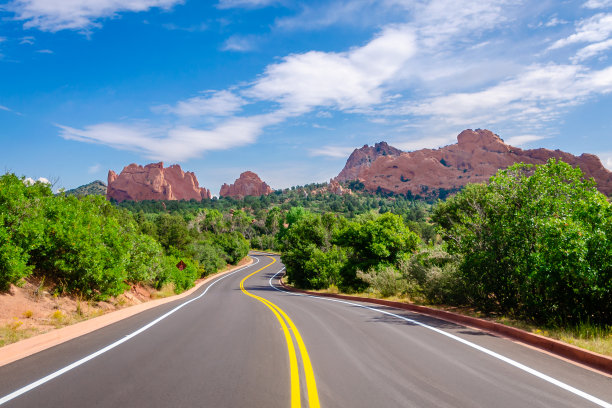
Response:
126,234,166,284
31,195,132,298
213,231,249,265
0,174,49,289
190,241,226,275
399,247,465,304
433,159,612,325
158,254,200,293
357,265,407,297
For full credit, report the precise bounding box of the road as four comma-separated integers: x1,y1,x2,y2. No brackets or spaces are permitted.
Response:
0,254,611,407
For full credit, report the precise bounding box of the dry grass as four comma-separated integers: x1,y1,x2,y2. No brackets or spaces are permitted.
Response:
0,318,39,347
152,283,176,299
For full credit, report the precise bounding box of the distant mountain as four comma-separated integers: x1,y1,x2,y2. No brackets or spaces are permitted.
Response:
64,180,107,197
219,171,273,198
335,129,612,198
107,162,211,202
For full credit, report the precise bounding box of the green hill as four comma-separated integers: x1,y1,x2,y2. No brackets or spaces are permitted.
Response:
65,180,107,197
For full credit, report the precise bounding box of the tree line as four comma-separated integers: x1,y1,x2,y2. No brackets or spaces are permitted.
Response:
0,174,249,298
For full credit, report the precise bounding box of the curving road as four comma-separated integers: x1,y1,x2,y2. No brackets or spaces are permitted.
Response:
0,254,611,407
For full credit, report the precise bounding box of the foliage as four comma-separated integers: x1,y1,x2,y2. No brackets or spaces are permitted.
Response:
433,159,612,325
281,211,421,290
336,212,421,273
0,172,251,299
399,246,465,304
357,265,408,297
213,231,250,265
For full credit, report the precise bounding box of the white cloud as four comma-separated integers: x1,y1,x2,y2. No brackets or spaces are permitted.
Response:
402,64,612,127
88,164,101,174
36,48,53,53
584,0,612,9
19,36,35,44
545,17,568,27
505,134,550,146
412,0,514,49
0,105,11,112
248,25,416,113
58,113,283,161
309,146,355,158
162,22,207,32
573,38,612,61
7,0,183,32
275,0,378,31
222,35,257,52
216,0,278,9
24,177,50,185
394,135,456,151
161,90,246,117
549,13,612,50
597,151,612,169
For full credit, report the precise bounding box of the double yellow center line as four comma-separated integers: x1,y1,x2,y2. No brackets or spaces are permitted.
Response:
239,256,320,408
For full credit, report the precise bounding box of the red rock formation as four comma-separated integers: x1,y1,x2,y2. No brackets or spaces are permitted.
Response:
336,141,402,182
107,162,211,202
326,178,349,195
219,171,273,198
336,129,612,197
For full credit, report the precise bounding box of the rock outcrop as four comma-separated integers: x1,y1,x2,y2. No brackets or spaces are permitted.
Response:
326,178,349,195
107,162,211,202
336,129,612,197
336,141,402,183
219,171,273,198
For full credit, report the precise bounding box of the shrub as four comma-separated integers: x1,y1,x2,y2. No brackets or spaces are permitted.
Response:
357,265,407,297
433,159,612,325
213,231,249,265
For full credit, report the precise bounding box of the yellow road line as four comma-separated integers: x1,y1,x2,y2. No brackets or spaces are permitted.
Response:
240,256,320,408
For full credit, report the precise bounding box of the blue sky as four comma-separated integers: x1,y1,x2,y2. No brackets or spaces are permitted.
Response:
1,0,612,194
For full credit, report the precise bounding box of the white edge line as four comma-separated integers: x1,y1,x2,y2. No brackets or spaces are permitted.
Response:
0,257,260,406
268,268,612,408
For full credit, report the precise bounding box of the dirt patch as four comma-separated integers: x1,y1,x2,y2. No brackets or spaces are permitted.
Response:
0,278,158,347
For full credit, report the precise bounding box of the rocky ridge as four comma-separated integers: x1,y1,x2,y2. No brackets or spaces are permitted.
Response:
107,162,211,202
336,129,612,197
336,141,403,183
219,171,273,198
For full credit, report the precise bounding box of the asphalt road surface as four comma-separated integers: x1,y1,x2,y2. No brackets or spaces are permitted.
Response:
1,254,611,407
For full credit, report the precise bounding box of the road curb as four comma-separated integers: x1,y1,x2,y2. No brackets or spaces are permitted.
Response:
0,258,253,368
279,278,612,376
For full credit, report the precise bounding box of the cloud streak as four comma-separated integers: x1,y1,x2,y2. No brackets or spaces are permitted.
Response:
7,0,183,32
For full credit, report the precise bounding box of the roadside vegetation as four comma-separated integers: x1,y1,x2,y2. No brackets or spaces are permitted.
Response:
276,160,612,355
0,173,249,299
2,159,610,354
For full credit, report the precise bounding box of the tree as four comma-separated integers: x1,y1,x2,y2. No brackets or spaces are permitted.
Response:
433,159,612,325
336,212,421,274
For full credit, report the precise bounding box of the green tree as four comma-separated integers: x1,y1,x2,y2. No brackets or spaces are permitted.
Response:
336,212,421,275
156,214,192,251
433,159,612,325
